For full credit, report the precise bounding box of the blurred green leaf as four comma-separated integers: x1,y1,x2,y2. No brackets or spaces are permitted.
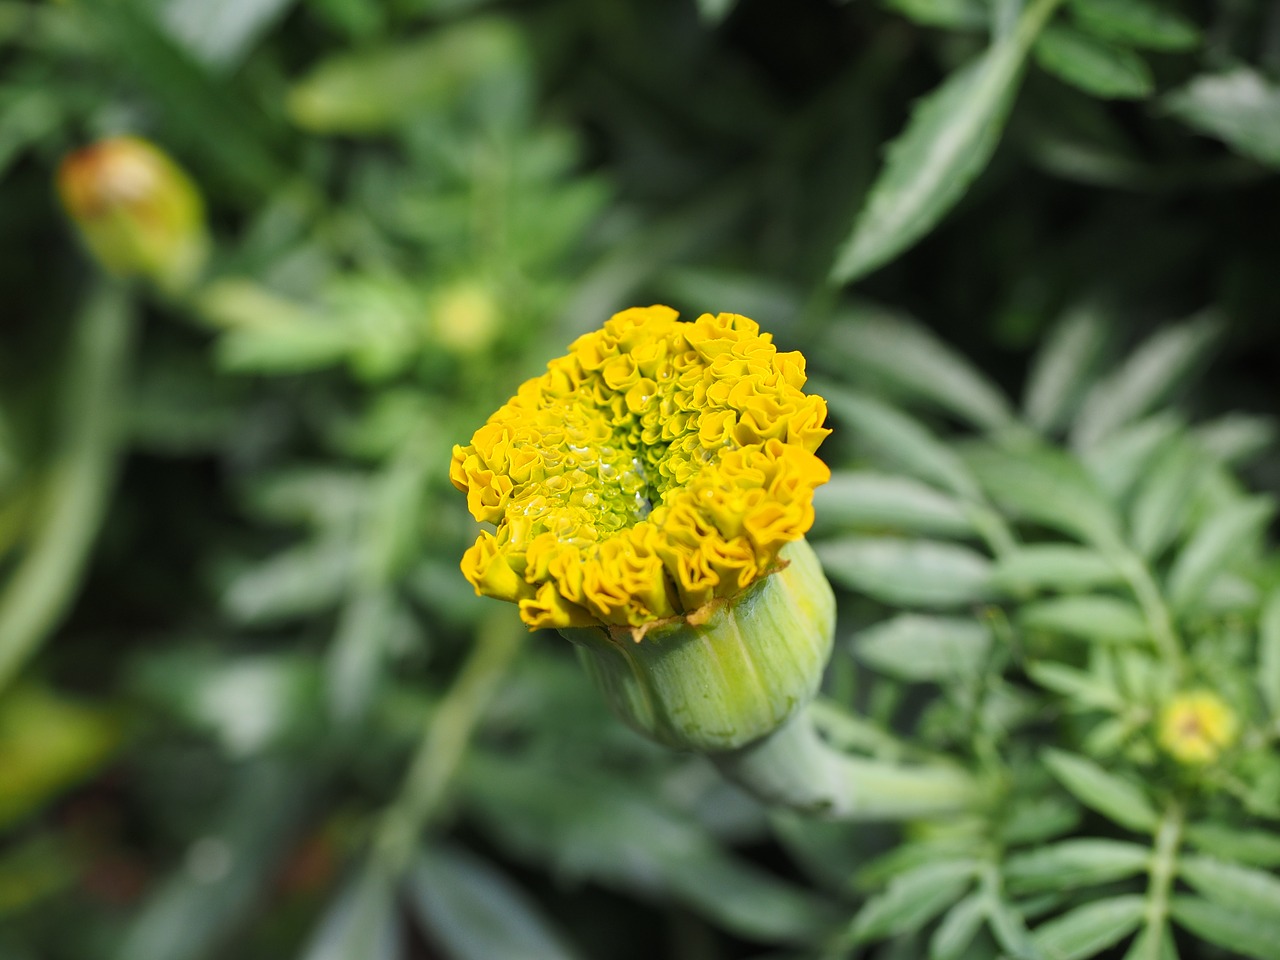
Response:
1169,897,1280,960
929,893,986,960
153,0,298,69
1032,895,1145,960
883,0,987,30
695,0,738,25
1260,589,1280,718
1127,436,1211,559
1025,661,1124,710
1043,750,1159,832
1179,855,1280,918
850,859,977,943
1034,26,1153,100
1165,497,1274,612
1081,414,1179,503
1020,595,1149,644
299,866,401,960
287,20,526,133
813,471,976,538
1069,0,1200,51
407,845,581,960
818,384,981,500
1165,68,1280,169
855,614,992,681
1184,824,1280,869
830,0,1059,283
1193,415,1276,466
818,537,996,608
223,538,353,625
1071,317,1218,451
1004,840,1149,894
1120,922,1176,960
990,545,1122,593
1023,305,1107,435
824,309,1015,432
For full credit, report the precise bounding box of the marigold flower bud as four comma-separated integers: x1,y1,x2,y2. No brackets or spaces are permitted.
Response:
57,136,207,293
1158,690,1238,765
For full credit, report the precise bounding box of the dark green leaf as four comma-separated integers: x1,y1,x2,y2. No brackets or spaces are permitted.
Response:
818,537,996,608
855,614,992,680
1070,0,1200,51
1042,749,1159,832
1166,68,1280,169
1034,26,1153,100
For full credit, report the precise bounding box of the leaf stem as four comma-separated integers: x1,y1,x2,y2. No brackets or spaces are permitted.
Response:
374,612,524,874
1140,801,1184,959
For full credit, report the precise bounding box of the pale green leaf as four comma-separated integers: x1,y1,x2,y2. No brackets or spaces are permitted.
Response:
813,471,976,538
1071,317,1218,451
1034,26,1153,100
1082,414,1180,503
1020,595,1148,644
1121,922,1177,960
855,614,992,681
851,859,977,942
1166,497,1274,612
1043,749,1159,832
1005,840,1150,894
1184,823,1280,869
830,0,1053,283
818,537,996,608
963,444,1123,550
1194,415,1276,466
1023,304,1108,434
1128,437,1210,559
1070,0,1200,51
1260,589,1280,717
824,309,1015,431
930,893,987,960
1026,661,1124,710
817,384,980,499
1169,897,1280,960
158,0,297,70
1033,895,1144,960
1166,68,1280,169
300,868,401,960
990,545,1122,593
407,846,582,960
696,0,738,24
1179,855,1280,918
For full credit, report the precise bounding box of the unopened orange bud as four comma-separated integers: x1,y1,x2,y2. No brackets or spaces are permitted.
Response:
57,136,207,293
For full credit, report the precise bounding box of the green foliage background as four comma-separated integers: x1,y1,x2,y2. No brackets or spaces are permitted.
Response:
3,0,1280,958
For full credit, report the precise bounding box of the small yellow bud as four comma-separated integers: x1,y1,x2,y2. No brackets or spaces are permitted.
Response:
1158,690,1238,765
57,136,207,293
430,281,500,354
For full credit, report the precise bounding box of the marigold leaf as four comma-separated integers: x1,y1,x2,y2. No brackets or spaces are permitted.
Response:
1070,0,1200,51
1034,26,1154,100
818,537,996,608
1023,304,1108,435
1032,895,1145,960
1179,855,1280,918
990,545,1122,593
813,471,976,538
850,859,977,942
855,614,992,681
1169,897,1280,960
1005,840,1150,894
1166,497,1274,612
1042,749,1159,832
1165,69,1280,169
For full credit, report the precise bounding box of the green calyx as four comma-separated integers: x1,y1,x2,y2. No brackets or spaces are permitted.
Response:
560,537,835,752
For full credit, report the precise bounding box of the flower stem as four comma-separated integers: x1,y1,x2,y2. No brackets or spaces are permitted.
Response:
374,612,523,874
1138,801,1184,960
713,708,980,820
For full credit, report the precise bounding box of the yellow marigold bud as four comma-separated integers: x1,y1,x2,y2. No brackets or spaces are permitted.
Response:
452,305,832,632
57,136,207,293
431,281,500,354
1158,690,1238,765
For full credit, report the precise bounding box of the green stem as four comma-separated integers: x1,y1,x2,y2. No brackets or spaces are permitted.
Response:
1139,801,1184,960
0,281,134,693
373,613,523,874
713,709,980,821
1116,550,1184,673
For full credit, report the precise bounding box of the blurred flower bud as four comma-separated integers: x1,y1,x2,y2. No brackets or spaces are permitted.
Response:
561,538,835,752
1158,690,1238,765
57,136,208,294
430,281,500,354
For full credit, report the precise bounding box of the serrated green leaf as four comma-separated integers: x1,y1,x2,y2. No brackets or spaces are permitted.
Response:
1034,26,1153,100
1026,661,1124,709
1165,68,1280,169
1005,840,1150,894
817,384,980,499
963,444,1123,550
1033,895,1144,960
831,0,1058,282
407,845,582,960
1260,590,1280,718
1184,823,1280,869
818,537,996,608
1043,749,1159,832
1070,0,1200,51
1179,855,1280,917
855,614,992,681
1020,595,1149,644
825,309,1015,431
1023,305,1108,434
991,545,1122,593
1169,897,1280,960
1166,497,1274,612
930,893,987,960
851,860,977,942
1071,318,1218,451
813,471,976,538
